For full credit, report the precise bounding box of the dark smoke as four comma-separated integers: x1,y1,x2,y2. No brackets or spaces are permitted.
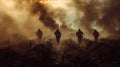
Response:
72,0,120,39
81,1,99,31
32,1,58,30
71,0,101,38
97,0,120,38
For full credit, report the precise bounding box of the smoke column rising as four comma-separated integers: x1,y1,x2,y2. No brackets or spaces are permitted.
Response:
0,0,120,44
37,0,120,39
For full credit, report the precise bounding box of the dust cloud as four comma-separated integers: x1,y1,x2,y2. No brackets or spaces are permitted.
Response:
0,0,119,44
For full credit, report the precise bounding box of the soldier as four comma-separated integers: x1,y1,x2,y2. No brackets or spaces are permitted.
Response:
76,29,84,44
54,29,61,44
93,29,99,42
36,29,43,41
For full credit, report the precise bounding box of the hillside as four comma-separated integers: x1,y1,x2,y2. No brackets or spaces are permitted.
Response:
0,39,120,67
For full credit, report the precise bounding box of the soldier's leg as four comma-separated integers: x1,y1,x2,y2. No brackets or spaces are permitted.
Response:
78,38,81,44
96,37,98,42
56,37,57,42
56,37,58,43
57,37,60,44
95,37,98,42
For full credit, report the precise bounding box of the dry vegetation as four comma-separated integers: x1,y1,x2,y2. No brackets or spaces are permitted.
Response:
0,39,120,67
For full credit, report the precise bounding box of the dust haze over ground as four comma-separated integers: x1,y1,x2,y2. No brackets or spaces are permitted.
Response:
0,0,120,44
0,0,120,67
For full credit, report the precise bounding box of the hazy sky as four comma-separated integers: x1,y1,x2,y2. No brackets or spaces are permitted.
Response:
0,0,120,43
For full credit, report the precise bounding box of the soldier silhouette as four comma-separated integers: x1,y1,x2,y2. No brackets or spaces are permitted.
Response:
54,29,61,44
93,29,99,42
76,29,83,44
36,29,43,41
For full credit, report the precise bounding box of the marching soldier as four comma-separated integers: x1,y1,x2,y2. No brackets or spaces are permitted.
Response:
93,29,99,42
76,29,84,44
36,29,43,41
54,29,61,44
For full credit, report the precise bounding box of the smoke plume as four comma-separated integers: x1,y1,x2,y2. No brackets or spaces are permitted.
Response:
0,0,120,44
32,1,58,30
